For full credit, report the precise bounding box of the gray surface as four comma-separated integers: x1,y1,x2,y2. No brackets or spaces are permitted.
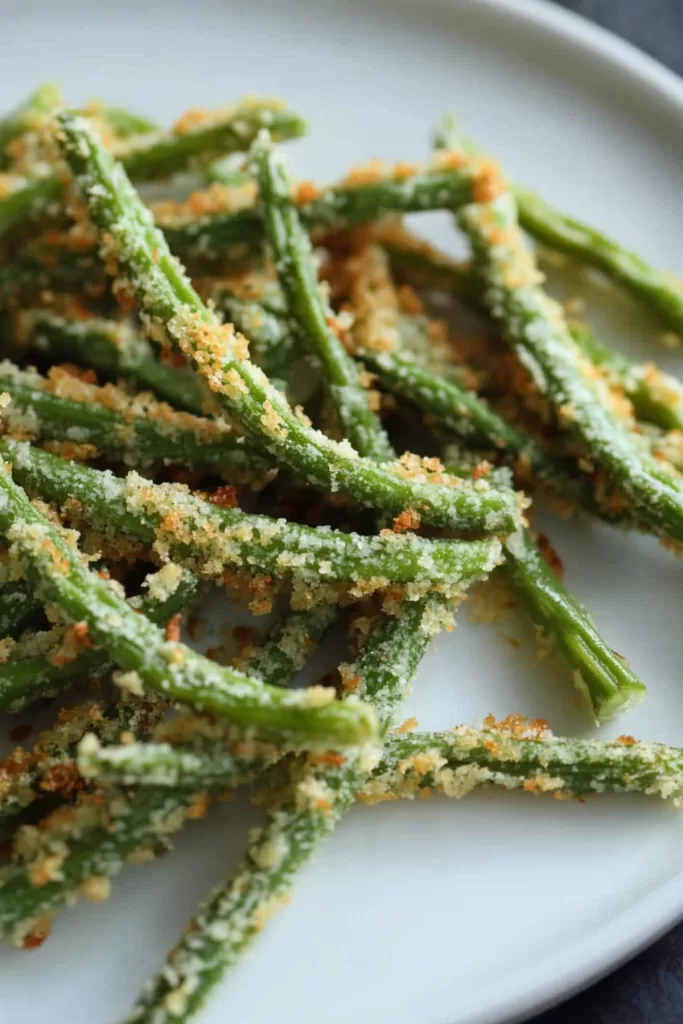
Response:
555,0,683,74
532,10,683,1024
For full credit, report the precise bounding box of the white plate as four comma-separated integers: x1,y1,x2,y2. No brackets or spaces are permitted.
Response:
3,1,683,1022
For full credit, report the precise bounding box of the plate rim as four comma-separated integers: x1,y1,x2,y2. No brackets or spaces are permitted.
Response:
427,5,683,1022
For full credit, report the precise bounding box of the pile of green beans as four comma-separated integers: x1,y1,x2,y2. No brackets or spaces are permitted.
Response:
0,84,679,1024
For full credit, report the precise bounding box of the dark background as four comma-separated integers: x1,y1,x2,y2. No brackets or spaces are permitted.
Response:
556,0,683,76
531,6,683,1022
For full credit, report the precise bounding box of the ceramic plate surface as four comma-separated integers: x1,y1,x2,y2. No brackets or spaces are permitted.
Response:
2,1,683,1022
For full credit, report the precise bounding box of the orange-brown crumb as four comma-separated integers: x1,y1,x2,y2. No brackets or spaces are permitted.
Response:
340,670,361,692
71,621,89,642
431,149,468,172
397,283,423,315
39,761,84,799
186,793,211,820
172,107,210,134
293,180,322,204
392,508,422,533
308,752,348,767
22,916,52,949
483,714,549,741
209,484,239,509
343,159,388,188
165,614,182,643
395,717,418,734
472,159,506,203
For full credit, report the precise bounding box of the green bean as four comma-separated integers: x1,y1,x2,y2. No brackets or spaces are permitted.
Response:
114,100,306,183
516,187,683,337
357,344,602,512
0,92,153,180
503,530,646,722
378,223,476,297
0,251,107,310
14,293,294,405
0,83,62,167
359,245,645,717
0,467,377,748
77,733,278,792
0,159,490,298
254,134,395,461
0,163,493,302
82,719,683,805
159,160,488,265
570,323,683,433
123,597,439,1023
366,720,683,802
380,226,683,443
87,105,159,139
434,122,683,542
300,165,479,232
124,247,440,1015
0,176,62,239
119,141,481,1018
54,114,517,534
128,605,330,809
0,99,307,240
0,439,502,593
0,786,199,946
121,186,454,1021
3,601,333,919
204,160,253,187
71,735,292,791
211,287,296,391
351,244,645,719
0,693,166,825
462,193,683,541
0,155,494,302
434,112,683,336
8,714,683,948
18,311,206,414
0,362,274,479
0,565,200,713
242,604,338,686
